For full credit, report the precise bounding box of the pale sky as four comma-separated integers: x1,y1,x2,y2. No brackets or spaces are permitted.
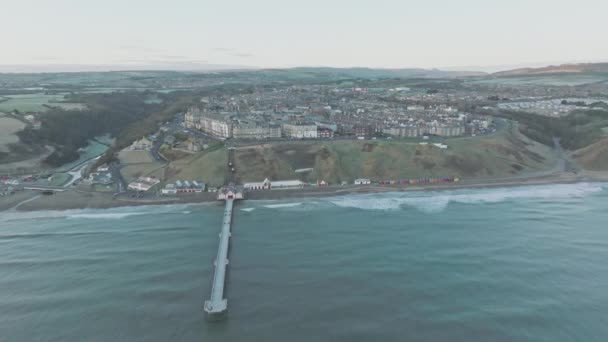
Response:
1,0,607,71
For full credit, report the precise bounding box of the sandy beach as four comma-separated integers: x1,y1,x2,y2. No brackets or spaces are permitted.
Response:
3,170,607,213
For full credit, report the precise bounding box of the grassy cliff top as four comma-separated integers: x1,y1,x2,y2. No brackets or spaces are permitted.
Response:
231,124,556,184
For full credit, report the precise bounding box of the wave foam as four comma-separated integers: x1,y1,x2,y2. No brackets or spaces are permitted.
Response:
328,183,604,213
263,202,303,209
67,212,147,220
0,203,195,222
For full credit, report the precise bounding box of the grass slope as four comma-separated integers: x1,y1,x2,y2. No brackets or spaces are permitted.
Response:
233,124,556,184
573,137,608,171
159,148,228,187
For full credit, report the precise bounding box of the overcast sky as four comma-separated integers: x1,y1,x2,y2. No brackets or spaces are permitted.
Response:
2,0,607,72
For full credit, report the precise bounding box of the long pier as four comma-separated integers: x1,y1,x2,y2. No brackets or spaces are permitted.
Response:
204,185,243,317
204,198,233,315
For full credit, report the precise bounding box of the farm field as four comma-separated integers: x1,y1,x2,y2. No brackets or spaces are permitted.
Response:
0,115,26,152
0,93,86,112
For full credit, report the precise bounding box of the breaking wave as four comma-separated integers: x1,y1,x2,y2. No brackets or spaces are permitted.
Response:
0,204,195,222
263,202,303,209
241,208,256,212
327,182,605,213
67,212,148,220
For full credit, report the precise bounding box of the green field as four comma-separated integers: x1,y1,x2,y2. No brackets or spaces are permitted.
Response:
159,148,228,187
48,173,71,187
0,116,26,153
0,94,86,112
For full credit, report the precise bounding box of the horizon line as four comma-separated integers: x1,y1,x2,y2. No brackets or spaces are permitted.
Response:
0,59,607,75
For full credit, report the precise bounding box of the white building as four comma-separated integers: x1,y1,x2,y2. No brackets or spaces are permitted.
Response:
200,115,232,138
271,180,305,190
243,178,305,190
244,178,271,190
184,107,203,129
162,180,207,195
218,188,244,200
130,137,153,150
96,164,110,172
128,177,160,192
354,178,371,185
281,122,318,139
161,186,178,195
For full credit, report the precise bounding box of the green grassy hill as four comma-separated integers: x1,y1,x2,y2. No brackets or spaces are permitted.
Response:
152,148,228,187
232,124,556,184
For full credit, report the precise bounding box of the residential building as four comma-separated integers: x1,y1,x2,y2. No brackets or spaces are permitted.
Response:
354,125,373,137
233,121,270,139
282,122,317,138
188,140,203,152
317,127,334,138
200,114,232,138
185,107,203,129
269,124,282,138
383,126,424,138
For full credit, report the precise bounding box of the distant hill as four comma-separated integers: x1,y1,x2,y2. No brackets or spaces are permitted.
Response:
277,67,486,79
493,63,608,77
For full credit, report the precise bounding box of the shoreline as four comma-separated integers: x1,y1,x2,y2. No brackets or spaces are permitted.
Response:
4,171,608,213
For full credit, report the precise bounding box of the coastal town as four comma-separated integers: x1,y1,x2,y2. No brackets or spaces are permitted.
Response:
181,85,496,141
5,1,608,339
1,66,608,211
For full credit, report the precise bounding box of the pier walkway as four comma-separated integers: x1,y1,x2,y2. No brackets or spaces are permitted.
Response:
204,198,234,314
204,185,243,317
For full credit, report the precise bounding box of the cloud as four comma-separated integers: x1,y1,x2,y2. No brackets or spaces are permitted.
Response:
32,56,64,61
154,55,190,60
117,59,210,65
213,47,255,58
232,52,254,58
116,45,165,54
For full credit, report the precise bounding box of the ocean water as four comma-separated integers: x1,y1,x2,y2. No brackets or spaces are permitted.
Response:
1,183,608,341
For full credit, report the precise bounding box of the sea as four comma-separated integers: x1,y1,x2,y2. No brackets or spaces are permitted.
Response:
1,182,608,342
